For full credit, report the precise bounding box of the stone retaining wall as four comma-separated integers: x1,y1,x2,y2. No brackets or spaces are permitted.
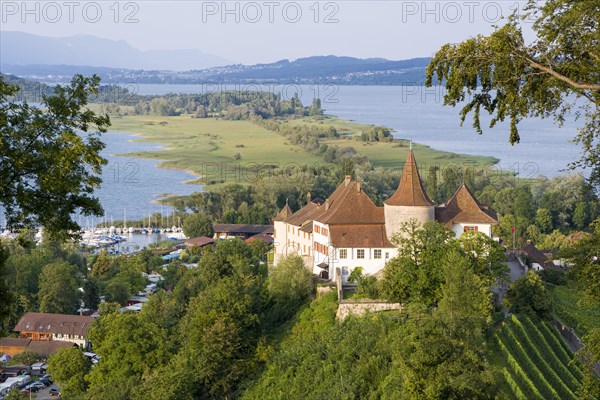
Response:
336,301,401,320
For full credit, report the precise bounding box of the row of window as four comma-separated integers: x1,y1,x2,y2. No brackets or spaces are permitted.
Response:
315,225,329,236
55,333,82,339
315,242,329,255
339,249,386,259
282,242,389,260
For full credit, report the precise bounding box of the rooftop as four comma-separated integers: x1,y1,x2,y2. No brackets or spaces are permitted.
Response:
13,312,96,337
435,184,498,227
384,151,434,207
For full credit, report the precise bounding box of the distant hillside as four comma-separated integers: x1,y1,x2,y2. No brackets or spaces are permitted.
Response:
2,55,432,86
0,31,233,71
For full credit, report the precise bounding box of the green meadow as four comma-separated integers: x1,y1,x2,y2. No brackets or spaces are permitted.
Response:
107,114,498,187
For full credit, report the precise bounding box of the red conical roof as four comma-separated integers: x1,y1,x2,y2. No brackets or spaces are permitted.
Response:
384,151,434,207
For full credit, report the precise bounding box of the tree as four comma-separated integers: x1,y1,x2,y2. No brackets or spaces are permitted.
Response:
560,219,600,398
0,74,110,238
380,220,456,306
573,201,589,229
38,262,80,314
503,271,552,320
457,231,509,286
180,276,262,398
47,346,91,398
536,208,554,233
2,389,27,400
82,279,100,310
104,280,130,306
182,213,213,238
425,166,439,203
426,0,600,188
268,254,313,319
437,249,492,324
10,350,41,365
86,311,171,398
397,315,498,399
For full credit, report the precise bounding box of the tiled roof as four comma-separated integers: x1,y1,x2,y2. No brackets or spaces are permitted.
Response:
330,224,395,248
213,224,273,235
273,203,293,221
384,151,434,207
317,177,383,225
283,202,323,226
298,223,313,233
245,233,274,244
0,337,31,347
184,236,215,247
435,184,498,227
13,312,95,337
523,242,557,270
26,341,78,357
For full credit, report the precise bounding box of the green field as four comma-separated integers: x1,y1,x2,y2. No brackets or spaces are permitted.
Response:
494,314,583,400
107,114,498,187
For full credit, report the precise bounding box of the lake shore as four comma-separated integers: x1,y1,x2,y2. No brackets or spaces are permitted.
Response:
105,113,499,191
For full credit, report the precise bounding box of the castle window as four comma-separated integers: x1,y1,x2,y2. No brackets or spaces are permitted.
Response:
339,249,347,259
374,249,382,259
357,249,365,259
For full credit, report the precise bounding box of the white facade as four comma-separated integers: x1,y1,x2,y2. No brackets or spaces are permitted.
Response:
450,222,493,239
310,220,397,283
274,220,313,266
52,333,86,347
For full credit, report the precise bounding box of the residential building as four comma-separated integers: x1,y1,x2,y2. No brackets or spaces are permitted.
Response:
13,312,95,347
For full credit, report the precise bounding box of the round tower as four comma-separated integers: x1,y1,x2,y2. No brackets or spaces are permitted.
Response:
384,151,435,240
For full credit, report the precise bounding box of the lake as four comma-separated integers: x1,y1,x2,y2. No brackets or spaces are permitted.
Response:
92,131,201,222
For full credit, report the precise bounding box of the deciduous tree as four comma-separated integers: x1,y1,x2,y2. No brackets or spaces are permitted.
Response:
426,0,600,188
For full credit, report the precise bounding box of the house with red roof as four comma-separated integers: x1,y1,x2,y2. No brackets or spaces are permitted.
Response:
273,150,498,282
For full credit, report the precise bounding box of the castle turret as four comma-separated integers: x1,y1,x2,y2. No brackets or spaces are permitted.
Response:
384,151,435,240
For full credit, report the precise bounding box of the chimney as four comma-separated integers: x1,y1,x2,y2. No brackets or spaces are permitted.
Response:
325,199,330,210
306,192,311,204
344,175,351,187
356,181,361,192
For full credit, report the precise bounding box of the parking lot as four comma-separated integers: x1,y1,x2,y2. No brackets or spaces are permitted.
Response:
23,383,60,399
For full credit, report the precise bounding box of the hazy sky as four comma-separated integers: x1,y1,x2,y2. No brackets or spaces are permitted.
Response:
1,1,535,64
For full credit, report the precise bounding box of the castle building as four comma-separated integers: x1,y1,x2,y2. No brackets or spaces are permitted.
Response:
273,151,498,283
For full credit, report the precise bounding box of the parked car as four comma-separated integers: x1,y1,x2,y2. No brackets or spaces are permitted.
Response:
40,374,53,384
49,387,61,397
38,377,51,386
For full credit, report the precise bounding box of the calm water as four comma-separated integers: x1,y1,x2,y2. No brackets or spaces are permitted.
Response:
93,131,201,222
133,84,585,178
